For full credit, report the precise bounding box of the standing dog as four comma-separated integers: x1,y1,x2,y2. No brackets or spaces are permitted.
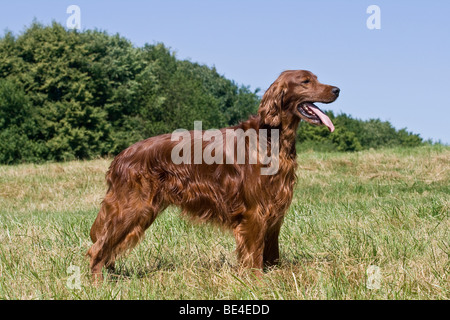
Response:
88,70,339,280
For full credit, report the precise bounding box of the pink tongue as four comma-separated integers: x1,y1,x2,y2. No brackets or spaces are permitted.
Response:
310,106,335,132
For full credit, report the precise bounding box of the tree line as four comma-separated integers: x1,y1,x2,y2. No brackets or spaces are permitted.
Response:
0,22,425,164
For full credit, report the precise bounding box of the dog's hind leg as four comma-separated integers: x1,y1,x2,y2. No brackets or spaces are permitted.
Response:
87,187,165,282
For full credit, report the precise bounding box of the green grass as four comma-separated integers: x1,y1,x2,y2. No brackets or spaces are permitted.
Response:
0,145,448,299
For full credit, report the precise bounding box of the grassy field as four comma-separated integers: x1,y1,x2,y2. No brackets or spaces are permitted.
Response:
0,145,448,299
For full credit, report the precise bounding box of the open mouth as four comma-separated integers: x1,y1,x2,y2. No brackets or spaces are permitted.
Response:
298,102,335,132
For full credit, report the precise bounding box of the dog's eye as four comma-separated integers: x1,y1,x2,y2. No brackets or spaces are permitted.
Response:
302,79,310,84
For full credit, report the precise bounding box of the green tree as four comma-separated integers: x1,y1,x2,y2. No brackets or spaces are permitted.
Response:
0,22,427,164
0,23,262,164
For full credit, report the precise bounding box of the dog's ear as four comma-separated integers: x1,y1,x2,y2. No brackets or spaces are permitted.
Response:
258,81,286,127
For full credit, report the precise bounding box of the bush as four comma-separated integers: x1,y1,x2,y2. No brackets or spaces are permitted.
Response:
0,23,259,164
0,22,428,164
296,111,425,153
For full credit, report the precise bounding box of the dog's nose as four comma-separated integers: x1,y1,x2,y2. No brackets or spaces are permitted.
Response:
332,87,340,97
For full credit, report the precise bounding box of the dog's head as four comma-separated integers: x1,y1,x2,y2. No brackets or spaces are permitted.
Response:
259,70,339,132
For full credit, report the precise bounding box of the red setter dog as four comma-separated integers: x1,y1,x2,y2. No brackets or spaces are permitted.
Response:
88,70,340,280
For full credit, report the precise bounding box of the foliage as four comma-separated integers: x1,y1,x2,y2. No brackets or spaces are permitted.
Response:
0,22,259,164
297,111,424,152
0,22,428,164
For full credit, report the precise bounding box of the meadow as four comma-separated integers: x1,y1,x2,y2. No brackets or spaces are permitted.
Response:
0,145,448,299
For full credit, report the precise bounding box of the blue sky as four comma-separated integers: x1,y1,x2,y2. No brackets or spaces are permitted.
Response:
1,0,449,143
